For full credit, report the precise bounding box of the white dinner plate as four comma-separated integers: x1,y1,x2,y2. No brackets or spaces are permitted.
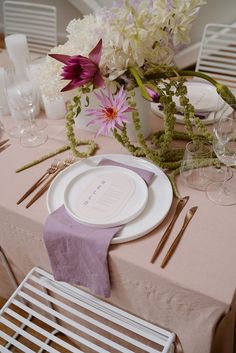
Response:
47,154,173,244
173,81,225,112
64,166,148,228
151,102,224,125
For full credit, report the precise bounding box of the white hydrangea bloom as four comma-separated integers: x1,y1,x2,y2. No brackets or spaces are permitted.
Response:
40,0,205,97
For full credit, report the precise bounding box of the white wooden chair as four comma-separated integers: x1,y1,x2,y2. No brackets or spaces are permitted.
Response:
0,266,175,352
3,1,57,55
196,23,236,94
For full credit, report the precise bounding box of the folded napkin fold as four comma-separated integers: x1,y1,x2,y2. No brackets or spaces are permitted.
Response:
43,158,155,297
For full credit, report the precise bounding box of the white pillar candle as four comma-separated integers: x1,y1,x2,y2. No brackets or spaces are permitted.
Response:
0,67,10,116
42,95,67,119
5,34,30,81
5,34,29,64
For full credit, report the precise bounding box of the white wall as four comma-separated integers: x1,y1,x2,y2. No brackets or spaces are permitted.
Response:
189,0,236,44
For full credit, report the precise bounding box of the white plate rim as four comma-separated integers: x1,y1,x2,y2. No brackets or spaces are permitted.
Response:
63,165,148,228
151,102,228,126
46,154,173,244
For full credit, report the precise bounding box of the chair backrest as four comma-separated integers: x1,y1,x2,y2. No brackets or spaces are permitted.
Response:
196,23,236,93
3,1,57,55
0,267,175,353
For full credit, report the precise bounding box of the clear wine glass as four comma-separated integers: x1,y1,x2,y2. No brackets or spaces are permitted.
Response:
7,69,47,147
206,111,236,205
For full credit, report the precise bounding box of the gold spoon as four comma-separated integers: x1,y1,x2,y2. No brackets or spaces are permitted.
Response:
150,196,189,263
161,206,198,268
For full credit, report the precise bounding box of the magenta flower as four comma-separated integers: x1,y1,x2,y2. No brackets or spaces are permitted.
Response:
86,87,134,137
49,39,104,92
145,87,160,103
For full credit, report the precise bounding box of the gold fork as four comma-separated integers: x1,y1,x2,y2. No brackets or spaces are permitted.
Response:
17,160,60,205
25,157,74,208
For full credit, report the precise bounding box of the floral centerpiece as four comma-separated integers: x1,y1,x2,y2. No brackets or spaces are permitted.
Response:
40,0,236,196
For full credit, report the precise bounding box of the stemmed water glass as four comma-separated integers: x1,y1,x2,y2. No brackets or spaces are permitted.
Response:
206,111,236,205
7,68,47,147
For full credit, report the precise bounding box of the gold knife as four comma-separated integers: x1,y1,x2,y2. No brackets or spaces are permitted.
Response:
150,196,189,263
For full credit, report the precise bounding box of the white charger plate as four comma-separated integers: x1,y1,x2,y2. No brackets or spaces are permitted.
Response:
173,81,225,112
64,166,148,228
47,154,173,244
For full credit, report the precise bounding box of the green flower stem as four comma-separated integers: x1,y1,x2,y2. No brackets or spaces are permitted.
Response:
15,144,72,172
177,70,218,86
129,67,150,100
66,90,98,158
168,170,182,199
113,127,145,156
15,139,96,173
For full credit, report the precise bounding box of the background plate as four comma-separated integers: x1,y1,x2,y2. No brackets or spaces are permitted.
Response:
47,154,173,244
151,102,231,125
173,81,225,112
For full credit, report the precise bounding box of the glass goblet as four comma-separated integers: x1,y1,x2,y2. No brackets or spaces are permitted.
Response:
15,77,47,147
206,112,236,205
180,141,213,191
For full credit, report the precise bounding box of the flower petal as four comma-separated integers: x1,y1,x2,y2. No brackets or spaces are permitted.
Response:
89,39,102,64
93,71,105,88
49,54,70,64
61,78,89,92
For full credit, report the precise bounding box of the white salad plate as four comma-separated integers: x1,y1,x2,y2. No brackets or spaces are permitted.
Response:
64,166,148,228
47,154,173,244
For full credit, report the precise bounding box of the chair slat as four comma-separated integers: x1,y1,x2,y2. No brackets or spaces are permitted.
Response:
0,267,175,353
3,1,57,54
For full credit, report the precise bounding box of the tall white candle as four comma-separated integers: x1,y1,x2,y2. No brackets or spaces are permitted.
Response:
5,34,30,64
0,67,10,116
5,34,30,81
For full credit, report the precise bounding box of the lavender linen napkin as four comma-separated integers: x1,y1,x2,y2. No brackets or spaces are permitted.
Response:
43,159,155,298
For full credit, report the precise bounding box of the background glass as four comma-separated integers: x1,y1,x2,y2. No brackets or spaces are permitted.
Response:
180,141,212,191
6,67,47,147
206,112,236,205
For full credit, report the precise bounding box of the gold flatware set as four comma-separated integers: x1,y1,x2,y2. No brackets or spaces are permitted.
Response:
17,157,74,208
150,196,198,268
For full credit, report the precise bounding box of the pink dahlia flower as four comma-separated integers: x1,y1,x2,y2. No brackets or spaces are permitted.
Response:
86,87,134,137
49,39,104,92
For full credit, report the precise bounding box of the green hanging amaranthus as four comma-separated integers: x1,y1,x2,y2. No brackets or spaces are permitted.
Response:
65,65,236,197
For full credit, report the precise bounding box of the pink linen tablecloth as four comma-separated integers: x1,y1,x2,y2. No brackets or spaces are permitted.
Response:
0,116,236,353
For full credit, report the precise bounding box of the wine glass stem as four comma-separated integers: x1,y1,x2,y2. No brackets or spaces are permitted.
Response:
222,166,231,193
27,108,35,132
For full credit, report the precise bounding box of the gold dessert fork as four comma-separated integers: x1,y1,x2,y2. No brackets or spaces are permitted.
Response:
25,157,74,208
17,160,60,205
